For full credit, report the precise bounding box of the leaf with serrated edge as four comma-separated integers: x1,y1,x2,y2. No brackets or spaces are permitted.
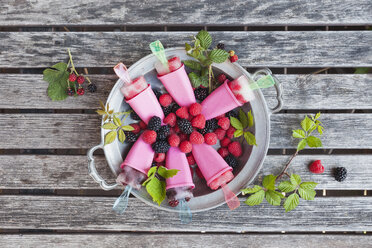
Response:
209,49,229,63
104,131,117,145
102,123,117,130
199,75,209,88
265,190,282,206
241,185,262,195
284,193,299,212
297,138,307,151
317,126,323,135
247,110,254,127
292,129,306,138
278,181,297,193
122,125,135,131
290,174,302,186
157,166,179,179
262,174,277,190
239,109,248,128
145,177,166,205
196,30,212,49
244,131,257,146
298,187,316,200
113,116,121,126
301,116,314,132
230,117,243,130
99,100,105,110
96,110,106,115
183,60,202,71
307,136,322,148
43,62,69,101
118,129,126,143
315,112,321,119
234,129,243,138
244,190,265,206
147,166,157,177
185,43,192,51
300,182,318,190
188,72,201,88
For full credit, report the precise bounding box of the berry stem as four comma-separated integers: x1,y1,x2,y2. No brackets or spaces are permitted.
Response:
276,150,298,181
208,65,212,93
84,68,92,85
67,48,79,76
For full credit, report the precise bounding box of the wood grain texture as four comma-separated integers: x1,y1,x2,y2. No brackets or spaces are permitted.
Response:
1,195,372,232
1,155,371,190
0,31,371,68
1,0,371,26
1,234,372,248
1,74,371,110
0,113,370,149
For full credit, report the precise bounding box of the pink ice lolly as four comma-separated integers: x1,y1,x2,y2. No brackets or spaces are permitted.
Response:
154,56,182,76
114,63,147,100
167,56,182,72
228,75,255,104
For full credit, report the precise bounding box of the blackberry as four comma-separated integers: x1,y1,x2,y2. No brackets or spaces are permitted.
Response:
197,127,209,135
153,89,162,99
205,118,219,131
152,140,170,153
87,83,97,93
171,103,180,113
224,154,238,168
157,125,170,140
334,167,347,182
162,106,172,116
177,119,193,134
130,111,141,121
225,110,238,119
67,88,74,96
216,43,225,50
148,116,162,131
194,88,208,101
124,131,138,143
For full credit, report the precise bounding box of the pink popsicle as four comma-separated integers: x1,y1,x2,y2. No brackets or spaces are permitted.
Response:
114,63,147,100
228,75,255,104
154,56,182,76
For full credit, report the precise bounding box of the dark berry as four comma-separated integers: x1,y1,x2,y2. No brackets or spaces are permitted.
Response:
69,73,77,82
148,116,162,131
224,154,238,168
153,89,162,99
87,83,97,93
205,118,219,131
217,43,225,50
171,103,180,113
151,162,157,167
177,119,193,135
152,140,170,153
194,88,208,101
77,87,85,96
162,106,172,116
124,131,138,143
225,110,238,119
130,111,141,121
67,88,74,96
197,128,209,135
77,76,85,84
157,125,170,140
334,167,347,182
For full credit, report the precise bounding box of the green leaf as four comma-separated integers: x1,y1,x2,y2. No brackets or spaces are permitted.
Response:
147,166,157,177
183,60,202,71
244,190,265,206
301,116,314,132
113,116,121,126
283,193,299,212
354,67,371,74
297,138,307,151
96,110,106,116
239,109,248,128
247,110,254,127
262,174,277,190
185,43,192,51
118,129,126,143
121,125,135,131
307,136,322,148
104,131,117,145
196,30,212,49
292,129,306,138
241,185,262,195
300,182,318,190
290,174,302,186
278,181,297,193
234,129,243,138
244,131,257,146
145,177,166,205
102,122,117,130
209,49,229,63
317,126,323,135
157,166,179,179
315,112,321,120
265,190,283,206
298,187,316,200
188,72,201,88
43,62,69,101
199,75,209,88
230,117,243,130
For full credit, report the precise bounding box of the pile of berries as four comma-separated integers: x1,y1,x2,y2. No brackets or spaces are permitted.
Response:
66,72,97,96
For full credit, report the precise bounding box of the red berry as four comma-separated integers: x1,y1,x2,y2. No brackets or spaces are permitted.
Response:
187,154,196,165
217,74,227,83
220,137,231,147
176,107,189,119
154,153,165,163
130,123,141,134
195,166,204,179
159,93,173,107
191,114,206,129
77,87,85,95
228,141,242,157
218,147,229,158
214,128,226,140
204,132,217,145
218,117,230,130
139,120,147,129
77,76,85,84
142,130,157,144
189,103,202,116
309,160,325,174
189,131,204,145
168,134,180,147
230,54,238,63
215,113,225,119
179,133,188,142
174,124,181,133
179,140,192,153
226,126,236,139
69,73,77,82
164,113,177,127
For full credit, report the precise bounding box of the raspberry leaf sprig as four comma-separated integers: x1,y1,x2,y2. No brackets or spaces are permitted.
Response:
230,108,257,146
241,113,324,212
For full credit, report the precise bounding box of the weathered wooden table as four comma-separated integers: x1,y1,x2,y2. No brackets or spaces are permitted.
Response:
1,1,372,247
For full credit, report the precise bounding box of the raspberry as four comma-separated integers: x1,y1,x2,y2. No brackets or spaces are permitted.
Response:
168,134,180,147
124,131,138,143
87,83,97,93
189,131,204,145
230,54,238,63
152,140,170,153
67,88,74,96
218,147,229,158
164,113,177,127
154,153,165,163
205,119,219,131
179,133,188,142
148,116,162,131
220,137,231,147
225,154,238,168
216,113,225,119
142,130,157,144
194,88,208,101
130,123,141,134
169,200,179,207
309,160,325,174
130,111,141,121
217,74,227,83
226,126,236,139
176,107,189,119
187,154,196,165
228,141,242,157
77,87,85,95
191,114,206,129
77,76,85,84
157,125,170,140
174,124,181,133
159,93,173,107
214,128,226,140
218,117,230,130
139,120,147,129
195,166,204,179
69,73,77,82
216,43,225,50
179,140,192,153
177,119,193,135
189,103,202,116
204,132,217,145
334,167,347,182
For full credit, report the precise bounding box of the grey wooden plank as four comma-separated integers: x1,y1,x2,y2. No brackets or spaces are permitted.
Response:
1,74,371,110
1,234,372,248
0,195,371,232
0,31,371,68
1,0,371,26
1,155,370,190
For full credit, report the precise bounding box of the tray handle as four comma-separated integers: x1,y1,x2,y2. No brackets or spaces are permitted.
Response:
87,143,119,191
